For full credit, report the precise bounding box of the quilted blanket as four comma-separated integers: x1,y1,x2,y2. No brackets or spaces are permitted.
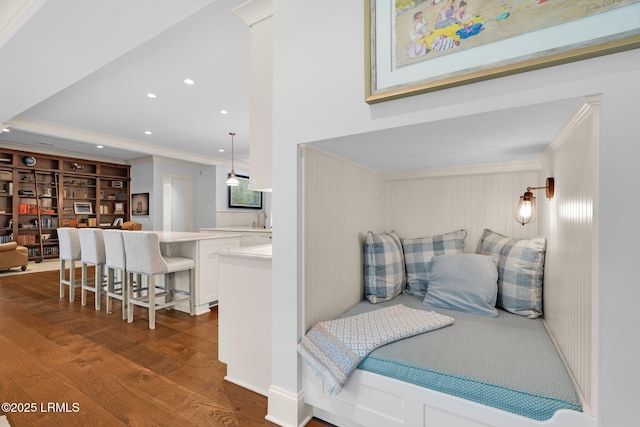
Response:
298,304,454,395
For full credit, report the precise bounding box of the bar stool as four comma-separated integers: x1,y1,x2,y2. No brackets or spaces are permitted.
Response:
103,229,129,320
57,227,82,302
78,228,106,310
121,232,195,329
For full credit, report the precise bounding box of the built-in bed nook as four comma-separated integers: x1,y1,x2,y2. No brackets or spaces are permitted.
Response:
299,98,598,427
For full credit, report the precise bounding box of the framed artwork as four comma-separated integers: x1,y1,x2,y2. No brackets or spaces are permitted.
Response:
114,202,125,214
132,193,149,216
365,0,640,103
228,174,262,209
73,202,92,214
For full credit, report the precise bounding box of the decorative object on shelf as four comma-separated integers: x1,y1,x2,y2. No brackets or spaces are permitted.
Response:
23,156,36,166
111,181,123,188
225,132,240,187
131,193,149,216
365,0,640,103
71,162,83,172
228,174,262,209
73,202,93,214
114,202,125,214
514,177,555,226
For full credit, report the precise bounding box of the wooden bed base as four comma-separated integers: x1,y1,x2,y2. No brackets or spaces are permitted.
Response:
302,365,596,427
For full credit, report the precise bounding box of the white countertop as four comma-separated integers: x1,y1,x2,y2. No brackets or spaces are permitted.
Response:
201,227,273,234
150,231,242,242
218,244,272,260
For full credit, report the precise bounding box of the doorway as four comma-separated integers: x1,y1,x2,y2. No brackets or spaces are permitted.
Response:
161,173,193,232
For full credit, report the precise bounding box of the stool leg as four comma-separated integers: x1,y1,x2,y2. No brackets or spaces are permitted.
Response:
121,269,128,321
59,260,66,299
189,268,195,316
69,260,76,302
127,272,135,324
106,267,114,314
95,264,101,311
81,263,88,306
149,275,156,330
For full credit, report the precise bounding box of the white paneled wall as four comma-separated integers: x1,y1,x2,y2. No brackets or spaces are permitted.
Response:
382,169,540,252
539,97,599,415
301,146,384,329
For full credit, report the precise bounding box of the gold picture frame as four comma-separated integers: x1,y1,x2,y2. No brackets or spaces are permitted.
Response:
365,0,640,104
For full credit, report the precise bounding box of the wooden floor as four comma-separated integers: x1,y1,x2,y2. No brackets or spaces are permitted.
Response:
0,270,331,427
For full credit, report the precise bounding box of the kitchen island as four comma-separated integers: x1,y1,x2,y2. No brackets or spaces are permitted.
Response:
152,231,241,315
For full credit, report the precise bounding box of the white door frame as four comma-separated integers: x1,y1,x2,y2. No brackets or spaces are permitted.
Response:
161,173,193,232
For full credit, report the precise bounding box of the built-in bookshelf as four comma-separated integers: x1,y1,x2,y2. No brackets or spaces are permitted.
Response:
0,148,130,261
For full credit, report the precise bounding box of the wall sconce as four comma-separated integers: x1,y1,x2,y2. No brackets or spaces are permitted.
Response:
225,131,240,187
514,177,555,226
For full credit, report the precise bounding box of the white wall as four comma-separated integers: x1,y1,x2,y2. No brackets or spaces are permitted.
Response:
540,98,599,414
382,169,540,253
215,165,272,227
129,156,154,230
271,1,640,425
301,146,384,330
131,156,217,231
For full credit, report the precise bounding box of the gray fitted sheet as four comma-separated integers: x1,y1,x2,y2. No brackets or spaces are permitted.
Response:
342,294,581,420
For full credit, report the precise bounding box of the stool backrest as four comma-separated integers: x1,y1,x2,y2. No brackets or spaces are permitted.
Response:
103,229,126,270
57,227,81,261
78,228,106,264
121,232,168,276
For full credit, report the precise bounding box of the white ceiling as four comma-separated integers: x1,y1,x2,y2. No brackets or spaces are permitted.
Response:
0,0,582,173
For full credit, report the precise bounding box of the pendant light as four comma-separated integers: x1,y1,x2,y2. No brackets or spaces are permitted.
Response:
225,132,239,186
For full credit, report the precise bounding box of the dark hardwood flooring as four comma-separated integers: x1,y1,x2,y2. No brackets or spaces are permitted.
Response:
0,270,331,427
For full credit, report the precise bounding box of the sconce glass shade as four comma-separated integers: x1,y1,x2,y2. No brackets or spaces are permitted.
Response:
514,191,536,225
226,171,240,187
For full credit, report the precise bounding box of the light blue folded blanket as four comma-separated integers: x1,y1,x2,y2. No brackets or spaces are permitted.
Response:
298,304,454,394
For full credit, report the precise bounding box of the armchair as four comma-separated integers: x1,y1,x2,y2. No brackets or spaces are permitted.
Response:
0,242,28,271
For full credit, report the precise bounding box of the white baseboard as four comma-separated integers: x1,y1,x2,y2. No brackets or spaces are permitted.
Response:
266,385,313,427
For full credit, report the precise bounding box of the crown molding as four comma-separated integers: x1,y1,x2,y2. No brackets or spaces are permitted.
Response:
381,159,542,181
5,116,250,168
232,0,273,27
0,0,45,49
0,140,129,165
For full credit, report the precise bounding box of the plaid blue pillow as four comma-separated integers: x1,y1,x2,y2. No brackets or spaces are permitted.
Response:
363,231,405,303
402,229,467,297
479,229,546,318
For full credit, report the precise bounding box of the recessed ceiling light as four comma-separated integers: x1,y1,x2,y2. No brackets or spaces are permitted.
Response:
220,110,228,115
145,131,152,135
2,128,9,132
147,93,157,98
219,149,225,152
184,78,195,85
96,145,104,149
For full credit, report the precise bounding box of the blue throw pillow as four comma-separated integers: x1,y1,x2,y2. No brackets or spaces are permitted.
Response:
402,229,466,297
479,229,546,318
363,231,405,303
423,254,499,317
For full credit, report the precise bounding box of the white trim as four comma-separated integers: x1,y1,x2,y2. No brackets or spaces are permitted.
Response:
544,95,602,156
0,139,129,165
0,0,46,49
381,159,542,181
232,0,273,27
266,384,313,427
299,144,381,176
6,116,247,167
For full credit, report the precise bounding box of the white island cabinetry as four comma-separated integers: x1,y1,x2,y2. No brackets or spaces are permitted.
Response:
155,231,241,315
